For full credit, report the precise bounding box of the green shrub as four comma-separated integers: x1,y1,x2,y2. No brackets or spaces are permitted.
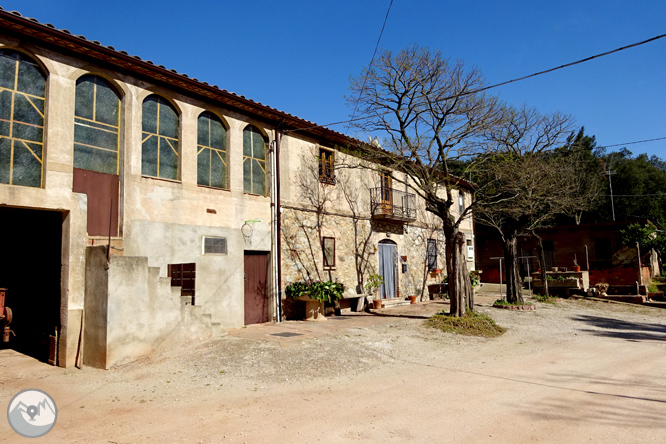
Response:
425,311,506,337
285,280,344,303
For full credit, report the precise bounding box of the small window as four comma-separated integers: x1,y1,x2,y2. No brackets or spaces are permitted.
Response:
168,263,196,304
203,236,227,255
323,237,335,268
458,194,464,215
319,148,335,184
427,239,437,271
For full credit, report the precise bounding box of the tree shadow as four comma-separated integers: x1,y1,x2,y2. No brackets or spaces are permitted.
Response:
514,370,666,430
572,314,666,342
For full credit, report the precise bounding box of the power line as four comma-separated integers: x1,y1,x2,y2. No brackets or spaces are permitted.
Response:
286,32,666,134
598,136,666,149
346,0,394,131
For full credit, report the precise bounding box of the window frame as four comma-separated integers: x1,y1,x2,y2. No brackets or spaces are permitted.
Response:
318,148,335,185
141,94,180,181
202,235,227,255
0,49,47,188
73,74,121,175
242,125,268,196
323,236,336,269
427,238,438,271
197,111,228,190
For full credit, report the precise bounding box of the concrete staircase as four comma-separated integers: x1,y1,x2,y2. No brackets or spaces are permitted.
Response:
173,285,226,337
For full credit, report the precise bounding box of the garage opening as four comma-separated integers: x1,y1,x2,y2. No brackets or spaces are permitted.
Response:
0,206,62,364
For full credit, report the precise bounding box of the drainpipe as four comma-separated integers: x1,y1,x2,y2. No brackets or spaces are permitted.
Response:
273,126,283,322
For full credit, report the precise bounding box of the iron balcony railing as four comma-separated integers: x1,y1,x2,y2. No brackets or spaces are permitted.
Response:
370,187,417,222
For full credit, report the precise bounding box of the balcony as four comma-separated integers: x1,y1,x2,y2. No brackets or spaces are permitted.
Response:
370,187,417,222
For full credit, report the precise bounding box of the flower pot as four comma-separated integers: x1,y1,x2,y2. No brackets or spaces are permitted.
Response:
298,295,327,321
573,266,581,272
408,295,418,304
551,267,559,272
372,299,383,309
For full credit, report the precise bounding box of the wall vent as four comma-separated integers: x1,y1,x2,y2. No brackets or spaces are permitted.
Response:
203,236,227,255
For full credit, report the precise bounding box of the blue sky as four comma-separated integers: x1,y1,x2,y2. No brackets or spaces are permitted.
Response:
4,0,665,158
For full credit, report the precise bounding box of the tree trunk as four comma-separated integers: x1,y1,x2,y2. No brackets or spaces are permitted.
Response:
446,230,473,316
533,233,549,297
503,233,524,304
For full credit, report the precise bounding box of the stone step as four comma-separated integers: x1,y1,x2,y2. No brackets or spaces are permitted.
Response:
377,298,412,308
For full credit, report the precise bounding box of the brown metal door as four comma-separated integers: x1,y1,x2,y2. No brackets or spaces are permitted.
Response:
73,168,119,236
244,252,269,325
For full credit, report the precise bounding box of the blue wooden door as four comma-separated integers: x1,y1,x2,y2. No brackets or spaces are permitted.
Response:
378,243,397,299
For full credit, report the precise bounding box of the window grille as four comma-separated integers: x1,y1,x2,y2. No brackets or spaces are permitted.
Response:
203,236,227,255
427,239,437,271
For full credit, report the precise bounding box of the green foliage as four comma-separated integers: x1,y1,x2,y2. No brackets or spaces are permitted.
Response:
493,299,534,306
285,280,344,303
532,293,557,303
364,273,384,293
469,272,479,287
425,311,506,337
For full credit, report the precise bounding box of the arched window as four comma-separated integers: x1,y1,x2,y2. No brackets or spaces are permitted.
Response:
142,95,179,180
197,112,227,189
243,125,267,195
74,75,120,175
0,50,46,187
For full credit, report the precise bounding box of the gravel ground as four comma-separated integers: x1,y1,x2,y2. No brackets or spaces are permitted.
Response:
2,296,666,443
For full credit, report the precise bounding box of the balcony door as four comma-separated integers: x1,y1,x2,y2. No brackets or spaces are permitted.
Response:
380,172,393,214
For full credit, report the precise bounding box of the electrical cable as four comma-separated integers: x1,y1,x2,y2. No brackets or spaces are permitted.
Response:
598,136,666,149
346,0,394,131
285,32,666,134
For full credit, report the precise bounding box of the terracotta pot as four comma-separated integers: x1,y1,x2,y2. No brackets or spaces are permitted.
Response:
573,266,581,272
408,295,418,304
372,299,383,309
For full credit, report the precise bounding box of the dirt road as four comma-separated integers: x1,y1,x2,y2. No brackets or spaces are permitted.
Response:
2,297,666,443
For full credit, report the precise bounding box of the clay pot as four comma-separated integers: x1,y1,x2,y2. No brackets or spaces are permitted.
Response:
372,299,383,309
408,295,418,304
573,266,581,272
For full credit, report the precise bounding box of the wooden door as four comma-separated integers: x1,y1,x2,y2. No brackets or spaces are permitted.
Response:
244,252,269,325
380,172,393,214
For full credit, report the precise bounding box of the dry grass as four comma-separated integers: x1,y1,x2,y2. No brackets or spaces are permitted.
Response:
425,311,507,338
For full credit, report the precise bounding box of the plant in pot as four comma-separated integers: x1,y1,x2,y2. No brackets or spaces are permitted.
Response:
572,258,581,272
365,273,384,309
285,280,344,321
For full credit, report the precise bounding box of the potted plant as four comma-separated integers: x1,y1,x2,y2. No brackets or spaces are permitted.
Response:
365,273,384,309
285,280,344,321
573,258,581,272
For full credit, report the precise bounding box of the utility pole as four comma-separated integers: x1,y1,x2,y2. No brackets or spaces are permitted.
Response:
606,169,616,221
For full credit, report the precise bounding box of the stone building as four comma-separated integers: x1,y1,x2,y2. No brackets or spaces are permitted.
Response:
0,8,475,369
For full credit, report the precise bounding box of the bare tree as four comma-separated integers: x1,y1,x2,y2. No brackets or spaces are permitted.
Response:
473,105,597,302
348,46,502,316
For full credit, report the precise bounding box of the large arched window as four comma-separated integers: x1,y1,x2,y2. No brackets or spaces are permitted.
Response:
0,50,46,187
142,95,179,180
74,75,120,174
243,125,267,195
197,111,227,189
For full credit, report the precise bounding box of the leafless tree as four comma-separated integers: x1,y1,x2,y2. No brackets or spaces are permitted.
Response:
347,46,502,316
474,105,597,302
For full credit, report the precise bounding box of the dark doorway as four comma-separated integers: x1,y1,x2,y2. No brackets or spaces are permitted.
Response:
244,251,269,325
0,207,62,363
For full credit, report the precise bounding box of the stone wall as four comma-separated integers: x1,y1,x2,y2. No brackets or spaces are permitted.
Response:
281,207,464,304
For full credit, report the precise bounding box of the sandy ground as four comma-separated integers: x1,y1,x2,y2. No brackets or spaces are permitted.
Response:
1,295,666,443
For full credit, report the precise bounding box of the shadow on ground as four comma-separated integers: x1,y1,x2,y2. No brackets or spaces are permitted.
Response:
573,314,666,342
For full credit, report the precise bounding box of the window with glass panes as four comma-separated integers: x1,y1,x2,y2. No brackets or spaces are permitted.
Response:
74,75,120,174
197,112,227,189
243,125,267,195
0,50,46,187
141,95,179,180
